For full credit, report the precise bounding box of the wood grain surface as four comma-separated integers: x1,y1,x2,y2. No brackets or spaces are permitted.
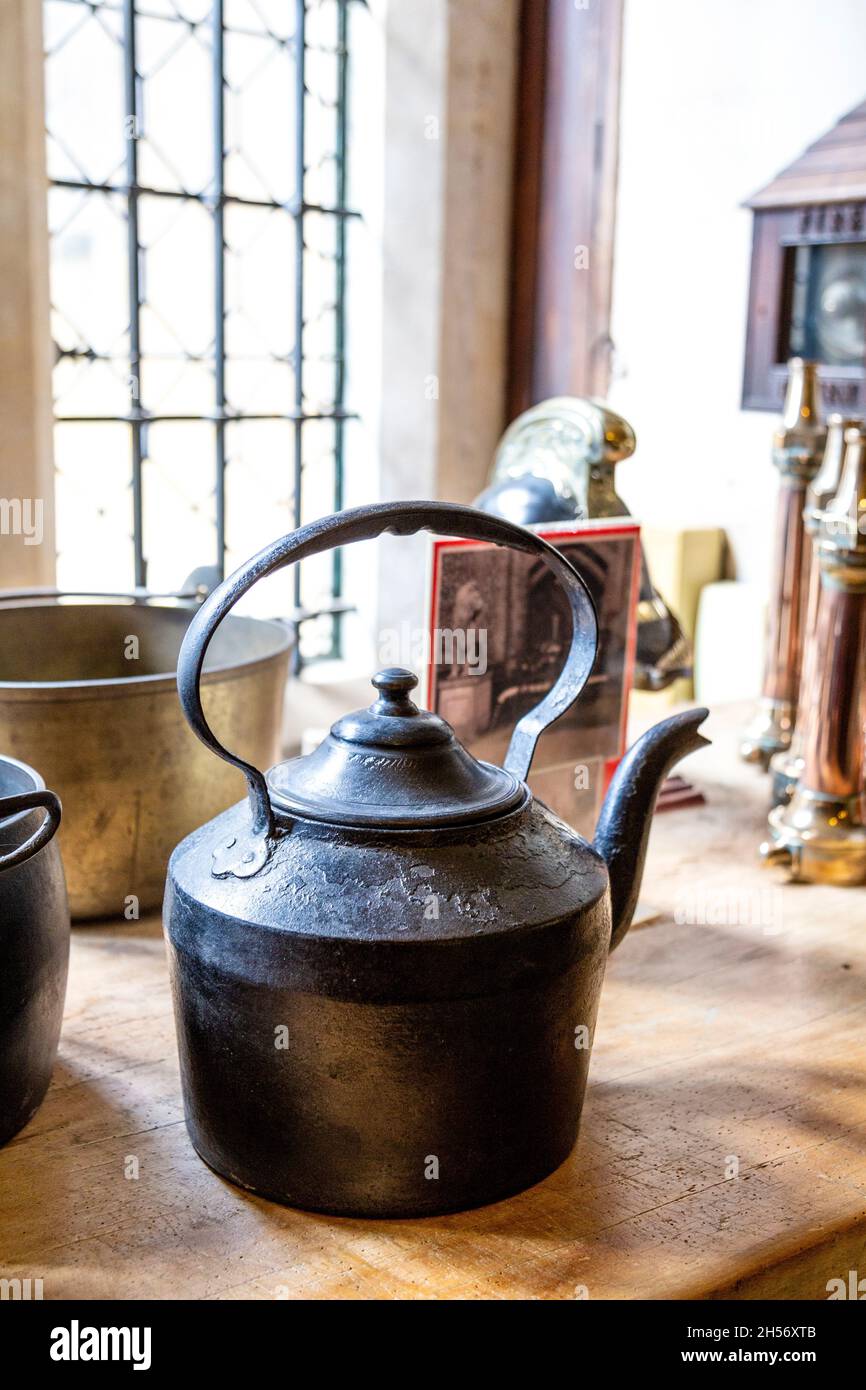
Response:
1,704,864,1300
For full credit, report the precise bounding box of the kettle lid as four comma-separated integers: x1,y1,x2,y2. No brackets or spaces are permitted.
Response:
266,668,525,829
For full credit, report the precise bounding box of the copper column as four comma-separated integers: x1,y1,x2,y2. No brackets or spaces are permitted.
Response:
762,425,866,884
741,360,825,767
768,414,858,804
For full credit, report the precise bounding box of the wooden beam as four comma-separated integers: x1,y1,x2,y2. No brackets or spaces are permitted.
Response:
508,0,624,416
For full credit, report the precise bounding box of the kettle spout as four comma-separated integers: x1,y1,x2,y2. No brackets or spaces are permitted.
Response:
594,708,710,951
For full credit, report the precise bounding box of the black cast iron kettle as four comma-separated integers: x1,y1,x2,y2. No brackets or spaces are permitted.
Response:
165,501,708,1216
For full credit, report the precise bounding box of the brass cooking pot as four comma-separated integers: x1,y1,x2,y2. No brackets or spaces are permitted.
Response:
0,591,290,919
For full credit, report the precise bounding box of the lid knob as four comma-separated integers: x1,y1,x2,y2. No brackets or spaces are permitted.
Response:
371,667,419,715
266,660,525,827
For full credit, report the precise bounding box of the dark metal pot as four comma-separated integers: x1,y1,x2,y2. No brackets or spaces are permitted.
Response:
165,502,708,1216
0,755,69,1146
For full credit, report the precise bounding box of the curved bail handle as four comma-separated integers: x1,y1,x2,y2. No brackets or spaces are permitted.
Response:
177,501,599,838
0,790,62,872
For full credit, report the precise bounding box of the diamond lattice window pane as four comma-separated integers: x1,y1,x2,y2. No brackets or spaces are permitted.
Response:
224,203,295,411
301,211,337,412
148,1,213,24
44,0,362,656
225,0,295,40
49,187,129,359
146,359,219,419
224,27,297,204
300,418,337,523
44,1,125,186
340,415,369,509
55,422,135,590
224,418,294,556
297,416,339,658
139,194,215,378
304,0,339,208
223,417,294,615
53,354,132,420
141,421,217,589
224,358,294,416
137,13,214,195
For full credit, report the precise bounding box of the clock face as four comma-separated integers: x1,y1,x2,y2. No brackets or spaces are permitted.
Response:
787,241,866,367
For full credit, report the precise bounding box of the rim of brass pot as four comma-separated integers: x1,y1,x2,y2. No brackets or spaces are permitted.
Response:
0,599,291,702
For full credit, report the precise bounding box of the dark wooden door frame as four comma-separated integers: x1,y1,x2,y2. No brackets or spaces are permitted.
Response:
507,0,625,419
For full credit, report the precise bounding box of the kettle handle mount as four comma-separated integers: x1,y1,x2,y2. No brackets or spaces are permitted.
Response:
177,501,598,849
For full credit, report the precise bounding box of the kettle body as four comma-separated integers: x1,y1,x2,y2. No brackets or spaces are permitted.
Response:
167,794,610,1215
0,755,68,1146
165,502,707,1216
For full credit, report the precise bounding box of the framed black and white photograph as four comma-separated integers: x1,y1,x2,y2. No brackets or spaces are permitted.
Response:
426,519,640,834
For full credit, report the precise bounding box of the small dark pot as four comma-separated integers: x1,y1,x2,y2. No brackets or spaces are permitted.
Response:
0,755,69,1146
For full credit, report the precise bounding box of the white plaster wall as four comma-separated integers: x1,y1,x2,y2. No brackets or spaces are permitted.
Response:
374,0,449,649
298,0,517,709
0,0,55,586
374,0,517,653
609,0,866,596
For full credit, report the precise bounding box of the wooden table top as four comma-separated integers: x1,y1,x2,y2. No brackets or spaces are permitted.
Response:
2,702,864,1300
